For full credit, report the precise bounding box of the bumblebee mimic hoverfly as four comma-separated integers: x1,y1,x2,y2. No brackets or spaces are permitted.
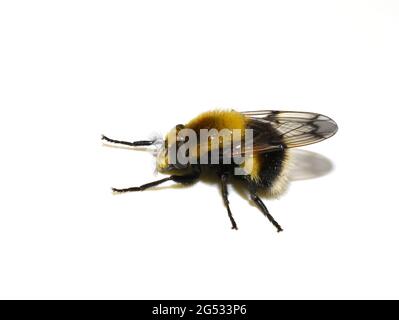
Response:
102,109,338,231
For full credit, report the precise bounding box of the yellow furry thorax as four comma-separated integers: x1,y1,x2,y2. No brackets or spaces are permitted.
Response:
156,110,248,172
185,109,247,132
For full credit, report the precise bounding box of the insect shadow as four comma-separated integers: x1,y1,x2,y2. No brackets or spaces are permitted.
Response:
102,143,151,153
287,149,334,181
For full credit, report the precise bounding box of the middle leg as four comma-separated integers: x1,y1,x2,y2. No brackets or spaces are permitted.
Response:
219,173,238,230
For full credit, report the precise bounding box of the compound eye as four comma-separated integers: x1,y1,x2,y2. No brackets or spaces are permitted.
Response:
174,124,186,143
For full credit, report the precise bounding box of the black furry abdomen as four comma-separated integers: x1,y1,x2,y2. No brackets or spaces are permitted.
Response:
232,149,288,195
255,149,287,189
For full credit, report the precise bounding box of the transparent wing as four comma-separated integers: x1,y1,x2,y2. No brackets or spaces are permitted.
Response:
237,110,338,154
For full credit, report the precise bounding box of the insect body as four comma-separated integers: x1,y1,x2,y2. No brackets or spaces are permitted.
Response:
102,110,338,231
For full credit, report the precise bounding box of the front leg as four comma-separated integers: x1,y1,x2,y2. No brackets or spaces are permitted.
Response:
102,134,155,147
112,168,201,193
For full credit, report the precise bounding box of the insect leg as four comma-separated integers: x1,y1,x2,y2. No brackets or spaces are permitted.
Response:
219,173,238,230
112,169,201,193
112,177,172,193
102,135,155,147
249,188,283,232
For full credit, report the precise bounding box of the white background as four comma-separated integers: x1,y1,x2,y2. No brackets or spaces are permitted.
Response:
0,1,398,299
